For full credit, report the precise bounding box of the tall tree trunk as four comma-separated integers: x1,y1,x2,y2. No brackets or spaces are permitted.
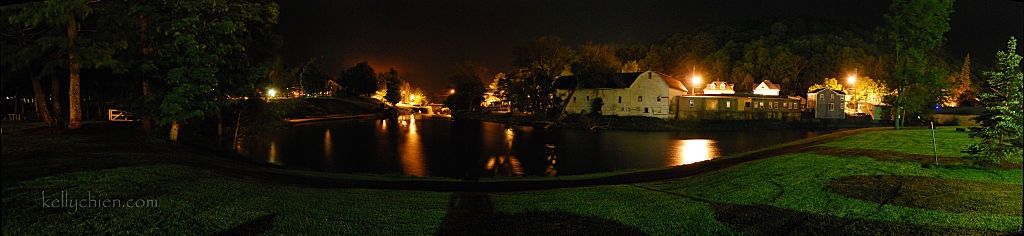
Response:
67,24,82,129
141,79,154,133
50,75,63,126
217,108,224,148
232,107,244,151
169,120,180,141
31,76,55,126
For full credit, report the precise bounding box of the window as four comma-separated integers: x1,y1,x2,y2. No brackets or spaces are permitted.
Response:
709,84,717,89
726,101,731,108
586,96,589,101
638,96,643,102
689,99,695,107
783,102,788,108
657,97,661,102
745,102,751,108
572,97,576,102
644,108,649,113
828,103,834,111
759,102,764,108
618,96,622,103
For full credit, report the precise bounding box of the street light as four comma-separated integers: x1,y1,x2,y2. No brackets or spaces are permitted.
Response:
267,88,277,98
449,89,456,94
847,74,856,84
691,75,701,95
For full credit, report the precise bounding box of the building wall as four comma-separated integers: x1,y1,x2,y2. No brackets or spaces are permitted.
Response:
557,71,681,119
674,96,801,121
808,90,845,119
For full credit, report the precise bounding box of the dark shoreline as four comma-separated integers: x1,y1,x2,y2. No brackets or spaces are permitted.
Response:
454,111,894,132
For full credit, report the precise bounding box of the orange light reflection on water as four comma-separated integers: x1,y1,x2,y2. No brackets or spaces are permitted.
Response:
324,129,334,168
399,115,426,176
673,139,719,165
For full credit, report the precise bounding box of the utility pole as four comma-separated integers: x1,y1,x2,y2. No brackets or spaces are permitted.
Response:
930,121,938,166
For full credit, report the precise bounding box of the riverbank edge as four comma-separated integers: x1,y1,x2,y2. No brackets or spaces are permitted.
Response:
0,121,894,192
144,124,898,192
453,111,892,132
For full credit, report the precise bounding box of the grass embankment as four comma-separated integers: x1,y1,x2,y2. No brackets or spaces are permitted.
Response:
3,123,1021,234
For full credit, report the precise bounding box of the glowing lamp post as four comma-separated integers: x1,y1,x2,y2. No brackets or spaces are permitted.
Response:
267,88,277,98
690,75,702,95
449,89,456,94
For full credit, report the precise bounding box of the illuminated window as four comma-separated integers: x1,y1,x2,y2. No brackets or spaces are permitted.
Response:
689,99,695,107
726,101,731,108
783,102,788,108
829,103,834,111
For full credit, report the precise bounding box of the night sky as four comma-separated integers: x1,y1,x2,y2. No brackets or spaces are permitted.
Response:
275,0,1023,93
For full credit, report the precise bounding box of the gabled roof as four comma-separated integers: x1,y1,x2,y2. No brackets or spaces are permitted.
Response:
553,72,642,89
808,88,846,95
755,80,781,90
654,72,687,91
553,71,686,92
705,81,734,89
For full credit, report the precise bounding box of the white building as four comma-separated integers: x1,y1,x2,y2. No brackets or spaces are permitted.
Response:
752,80,781,96
702,81,735,95
554,71,686,119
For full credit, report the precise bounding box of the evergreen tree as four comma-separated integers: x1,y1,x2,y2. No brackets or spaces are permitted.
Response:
966,37,1023,162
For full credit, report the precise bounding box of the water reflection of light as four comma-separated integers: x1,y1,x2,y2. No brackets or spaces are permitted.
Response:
324,129,333,168
485,155,524,177
268,141,279,164
544,144,558,176
399,115,426,176
673,139,719,165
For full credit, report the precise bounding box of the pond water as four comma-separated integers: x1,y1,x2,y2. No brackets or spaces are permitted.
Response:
254,115,827,178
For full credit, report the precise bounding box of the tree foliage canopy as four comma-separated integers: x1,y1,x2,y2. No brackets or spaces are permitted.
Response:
967,37,1023,162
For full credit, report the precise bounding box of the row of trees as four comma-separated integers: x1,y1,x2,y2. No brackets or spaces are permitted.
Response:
294,60,420,106
2,0,280,142
449,0,977,124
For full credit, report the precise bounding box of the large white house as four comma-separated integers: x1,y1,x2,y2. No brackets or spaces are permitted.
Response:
554,71,686,119
702,81,735,94
752,80,781,96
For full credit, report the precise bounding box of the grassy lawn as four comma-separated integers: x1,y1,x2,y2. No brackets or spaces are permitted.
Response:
3,122,1022,234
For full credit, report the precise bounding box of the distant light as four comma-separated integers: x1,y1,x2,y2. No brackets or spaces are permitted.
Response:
691,75,702,85
847,75,856,84
267,88,277,98
449,89,456,94
935,105,941,110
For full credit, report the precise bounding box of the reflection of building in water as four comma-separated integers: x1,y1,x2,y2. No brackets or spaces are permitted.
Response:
673,139,719,165
268,141,279,164
399,115,427,176
485,155,524,177
483,126,524,177
324,129,334,169
544,144,558,176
